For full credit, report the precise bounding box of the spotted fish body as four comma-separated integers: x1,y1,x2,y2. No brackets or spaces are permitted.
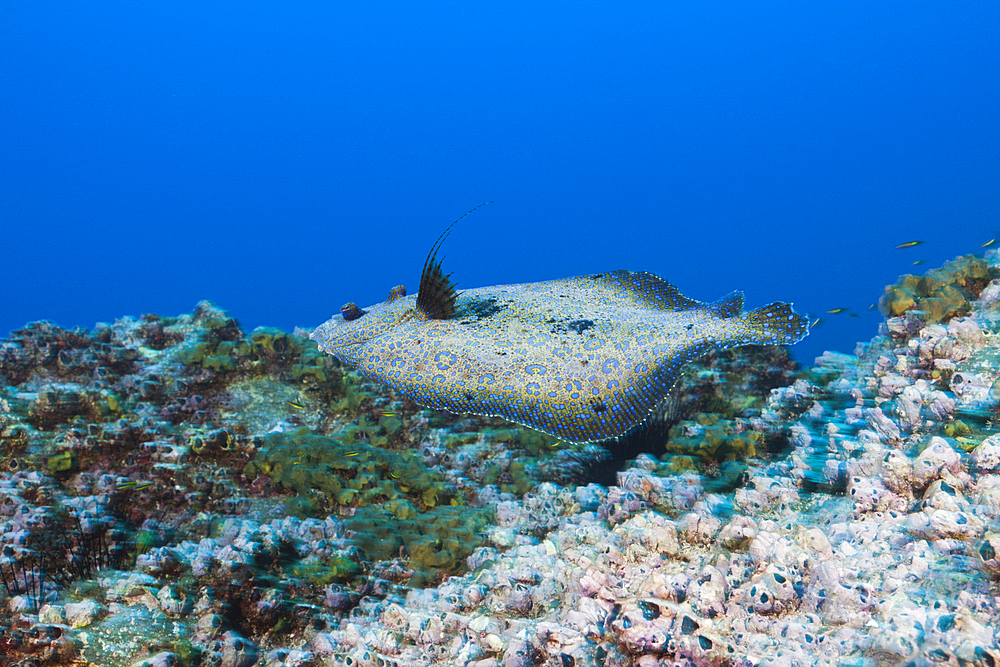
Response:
312,271,807,442
312,227,808,444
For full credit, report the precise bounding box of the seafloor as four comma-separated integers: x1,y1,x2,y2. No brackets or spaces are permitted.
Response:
1,250,999,667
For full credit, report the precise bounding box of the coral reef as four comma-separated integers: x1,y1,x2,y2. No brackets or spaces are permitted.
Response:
2,246,1000,667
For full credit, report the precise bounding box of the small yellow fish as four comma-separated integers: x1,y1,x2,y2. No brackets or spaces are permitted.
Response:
286,401,305,410
896,240,924,248
809,318,826,330
117,480,153,491
911,260,928,266
380,412,395,417
345,450,362,457
388,471,400,480
826,308,849,315
868,304,875,310
982,239,996,248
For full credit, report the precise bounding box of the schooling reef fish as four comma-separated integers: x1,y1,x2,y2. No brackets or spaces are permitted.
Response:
312,220,809,444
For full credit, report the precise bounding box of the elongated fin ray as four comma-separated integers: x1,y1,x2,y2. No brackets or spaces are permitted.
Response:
416,201,493,320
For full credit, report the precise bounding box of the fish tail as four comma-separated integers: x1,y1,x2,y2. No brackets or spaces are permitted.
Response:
741,302,809,345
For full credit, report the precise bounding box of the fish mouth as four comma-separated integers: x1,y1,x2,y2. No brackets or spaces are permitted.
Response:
314,338,358,354
308,328,359,355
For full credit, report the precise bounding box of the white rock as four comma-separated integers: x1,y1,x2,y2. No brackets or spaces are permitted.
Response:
719,515,758,549
950,372,995,410
921,479,965,512
881,450,914,495
38,603,65,624
971,434,1000,472
897,385,924,428
913,437,961,486
803,528,833,560
847,475,901,513
866,408,901,444
65,599,108,628
748,531,790,565
907,508,983,540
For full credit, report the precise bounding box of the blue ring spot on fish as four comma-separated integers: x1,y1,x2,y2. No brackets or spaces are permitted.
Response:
435,351,457,370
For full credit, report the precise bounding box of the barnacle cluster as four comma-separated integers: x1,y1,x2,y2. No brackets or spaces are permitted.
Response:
8,244,1000,666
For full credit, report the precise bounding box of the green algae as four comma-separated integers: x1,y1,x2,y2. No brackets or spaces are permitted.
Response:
480,426,561,457
661,413,762,462
46,450,77,473
292,554,363,585
249,430,494,582
173,640,201,667
175,322,336,385
345,503,493,586
500,457,535,495
249,430,445,506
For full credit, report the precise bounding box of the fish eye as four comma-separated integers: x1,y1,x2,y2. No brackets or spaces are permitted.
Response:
340,302,366,321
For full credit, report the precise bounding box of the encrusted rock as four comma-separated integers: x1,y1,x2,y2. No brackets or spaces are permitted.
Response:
913,437,962,487
64,599,108,628
971,434,1000,472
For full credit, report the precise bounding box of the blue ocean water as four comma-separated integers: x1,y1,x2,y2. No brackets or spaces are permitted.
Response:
1,1,997,367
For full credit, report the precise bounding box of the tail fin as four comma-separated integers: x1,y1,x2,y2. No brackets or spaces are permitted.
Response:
743,302,809,345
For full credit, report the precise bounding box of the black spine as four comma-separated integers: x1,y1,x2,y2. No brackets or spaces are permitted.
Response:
416,202,493,320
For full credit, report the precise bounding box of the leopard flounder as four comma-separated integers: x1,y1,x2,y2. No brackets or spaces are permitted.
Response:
312,219,808,444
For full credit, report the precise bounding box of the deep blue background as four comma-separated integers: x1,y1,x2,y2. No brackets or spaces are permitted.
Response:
2,1,998,366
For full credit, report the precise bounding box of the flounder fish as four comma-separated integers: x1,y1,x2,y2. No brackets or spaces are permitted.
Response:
312,217,808,444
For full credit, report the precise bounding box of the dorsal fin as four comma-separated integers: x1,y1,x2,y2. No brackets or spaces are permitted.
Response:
416,202,493,320
707,291,744,318
607,271,704,311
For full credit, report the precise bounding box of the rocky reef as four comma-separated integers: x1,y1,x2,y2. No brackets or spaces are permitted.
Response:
2,249,1000,666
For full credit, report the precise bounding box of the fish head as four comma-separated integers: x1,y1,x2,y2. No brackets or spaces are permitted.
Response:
310,284,413,362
